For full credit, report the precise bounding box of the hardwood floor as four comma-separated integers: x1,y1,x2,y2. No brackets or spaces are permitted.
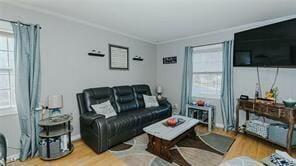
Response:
198,125,296,161
9,125,296,165
8,141,125,166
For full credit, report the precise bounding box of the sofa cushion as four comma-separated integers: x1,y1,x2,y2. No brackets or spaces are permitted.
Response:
83,87,117,112
130,109,154,127
91,100,117,118
106,112,137,137
113,86,137,113
132,84,152,108
143,95,159,108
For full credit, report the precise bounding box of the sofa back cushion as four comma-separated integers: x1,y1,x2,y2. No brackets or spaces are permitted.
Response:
113,86,137,113
83,87,118,113
132,84,152,108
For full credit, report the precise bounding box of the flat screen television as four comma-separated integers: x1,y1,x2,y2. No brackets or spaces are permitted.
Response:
234,18,296,68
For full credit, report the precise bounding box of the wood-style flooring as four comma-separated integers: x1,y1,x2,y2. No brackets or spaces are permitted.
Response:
9,125,296,165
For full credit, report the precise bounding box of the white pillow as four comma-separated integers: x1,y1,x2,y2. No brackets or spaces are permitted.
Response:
143,94,159,108
91,100,117,118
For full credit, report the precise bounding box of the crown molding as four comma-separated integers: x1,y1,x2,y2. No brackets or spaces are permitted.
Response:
0,1,156,44
157,14,296,45
1,1,295,46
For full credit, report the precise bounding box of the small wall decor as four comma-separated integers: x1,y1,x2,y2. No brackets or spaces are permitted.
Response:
88,49,104,57
163,56,177,64
109,44,129,70
133,55,143,61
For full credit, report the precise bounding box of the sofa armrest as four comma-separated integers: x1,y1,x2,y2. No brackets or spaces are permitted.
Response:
158,100,173,117
0,132,6,165
79,111,109,153
159,100,172,108
80,111,105,126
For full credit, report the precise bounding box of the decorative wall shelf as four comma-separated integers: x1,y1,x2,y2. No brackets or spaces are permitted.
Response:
88,52,105,57
133,57,143,61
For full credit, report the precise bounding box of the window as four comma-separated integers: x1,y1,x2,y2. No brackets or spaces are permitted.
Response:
0,30,16,114
192,43,223,99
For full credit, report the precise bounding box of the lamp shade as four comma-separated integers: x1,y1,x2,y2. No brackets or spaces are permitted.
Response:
48,95,63,109
157,86,162,93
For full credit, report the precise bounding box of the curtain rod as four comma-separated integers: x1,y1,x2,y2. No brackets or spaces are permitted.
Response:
0,18,42,29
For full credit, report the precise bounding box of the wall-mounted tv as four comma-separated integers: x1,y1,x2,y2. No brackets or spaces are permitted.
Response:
234,18,296,68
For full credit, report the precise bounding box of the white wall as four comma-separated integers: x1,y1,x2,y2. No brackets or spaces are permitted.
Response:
0,2,157,156
1,1,295,158
156,15,296,127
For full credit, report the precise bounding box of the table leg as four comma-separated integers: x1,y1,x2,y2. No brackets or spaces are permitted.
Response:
235,104,240,132
246,110,250,121
187,127,197,140
146,135,172,162
208,108,212,132
160,140,173,162
147,135,160,156
68,121,71,150
287,123,293,153
186,104,188,117
46,127,50,158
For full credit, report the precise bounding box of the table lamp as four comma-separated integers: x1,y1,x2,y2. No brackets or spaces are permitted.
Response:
157,86,162,99
48,95,63,117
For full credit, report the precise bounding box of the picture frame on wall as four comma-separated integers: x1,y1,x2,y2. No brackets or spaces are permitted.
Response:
163,56,177,64
109,44,129,70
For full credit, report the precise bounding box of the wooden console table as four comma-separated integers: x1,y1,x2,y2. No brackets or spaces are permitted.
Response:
236,99,296,152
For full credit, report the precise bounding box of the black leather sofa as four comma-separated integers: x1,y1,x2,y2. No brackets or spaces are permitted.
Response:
0,132,6,166
77,84,172,153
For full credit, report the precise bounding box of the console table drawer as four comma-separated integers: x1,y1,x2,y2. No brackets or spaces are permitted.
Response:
239,100,295,122
278,110,289,121
242,102,268,112
267,107,279,117
254,103,267,113
242,102,254,109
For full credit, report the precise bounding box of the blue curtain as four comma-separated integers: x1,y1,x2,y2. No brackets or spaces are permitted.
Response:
220,40,234,131
11,22,41,161
180,47,193,115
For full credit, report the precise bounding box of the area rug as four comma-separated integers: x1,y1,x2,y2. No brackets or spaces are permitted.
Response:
109,133,228,166
199,133,235,154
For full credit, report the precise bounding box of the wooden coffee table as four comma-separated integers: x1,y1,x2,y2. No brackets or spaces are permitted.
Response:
143,115,199,162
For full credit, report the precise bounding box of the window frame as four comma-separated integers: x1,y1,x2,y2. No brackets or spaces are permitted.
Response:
0,30,17,116
191,43,223,99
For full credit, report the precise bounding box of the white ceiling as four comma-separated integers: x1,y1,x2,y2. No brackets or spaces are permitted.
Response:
2,0,296,44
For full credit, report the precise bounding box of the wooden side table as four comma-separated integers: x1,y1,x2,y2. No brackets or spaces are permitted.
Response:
38,114,74,160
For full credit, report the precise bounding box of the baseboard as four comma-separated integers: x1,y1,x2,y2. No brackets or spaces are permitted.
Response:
72,134,81,141
7,153,19,162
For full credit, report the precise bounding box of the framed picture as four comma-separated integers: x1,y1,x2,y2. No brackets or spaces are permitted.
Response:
163,56,177,64
109,44,129,70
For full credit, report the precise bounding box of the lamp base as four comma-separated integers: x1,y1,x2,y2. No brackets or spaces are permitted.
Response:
49,108,61,117
157,94,162,100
